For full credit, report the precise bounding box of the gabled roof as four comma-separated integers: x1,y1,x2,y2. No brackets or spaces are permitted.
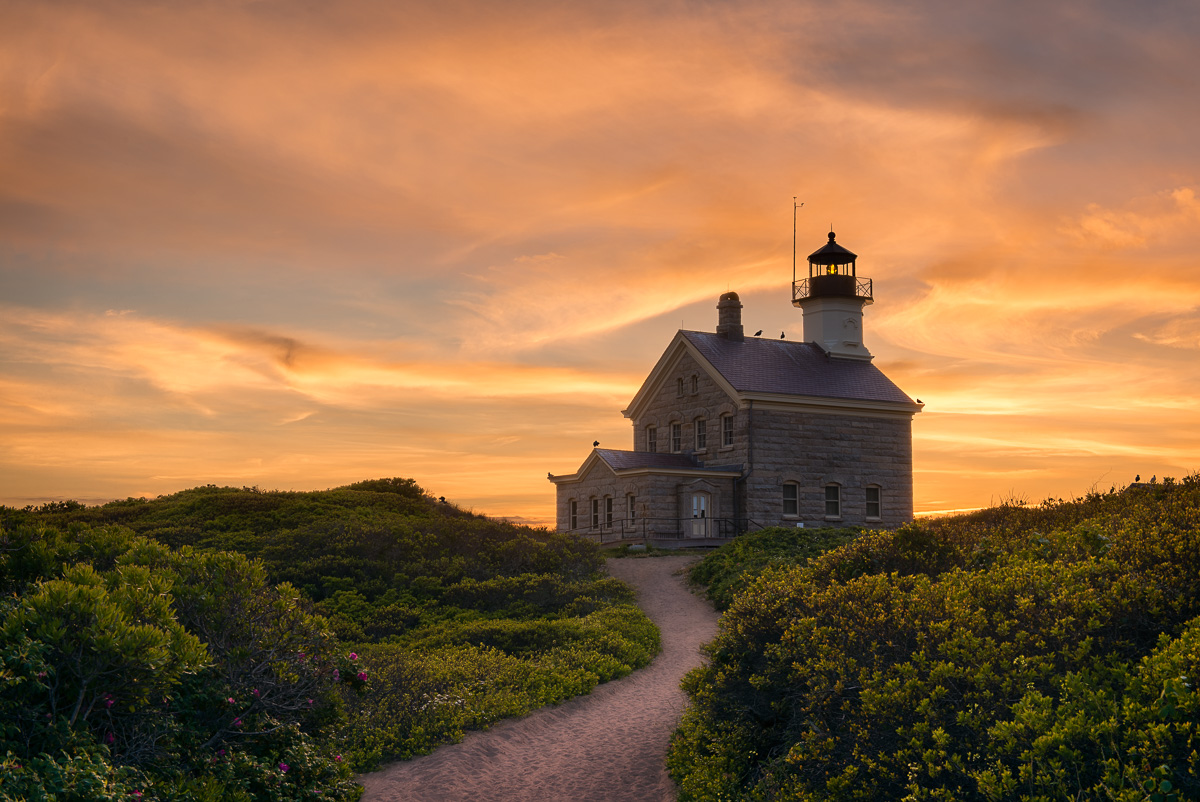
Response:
623,330,921,419
548,448,742,484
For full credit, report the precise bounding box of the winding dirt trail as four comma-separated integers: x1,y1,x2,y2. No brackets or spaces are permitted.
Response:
358,555,719,802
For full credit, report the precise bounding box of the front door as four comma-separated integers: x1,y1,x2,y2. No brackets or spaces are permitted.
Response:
690,493,709,537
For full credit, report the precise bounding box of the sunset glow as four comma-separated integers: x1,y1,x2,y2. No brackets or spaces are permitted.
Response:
3,0,1198,525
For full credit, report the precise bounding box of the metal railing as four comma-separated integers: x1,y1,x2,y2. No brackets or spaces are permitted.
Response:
792,276,873,303
564,516,746,544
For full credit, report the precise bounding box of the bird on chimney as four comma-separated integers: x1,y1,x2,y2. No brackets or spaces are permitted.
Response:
754,330,762,336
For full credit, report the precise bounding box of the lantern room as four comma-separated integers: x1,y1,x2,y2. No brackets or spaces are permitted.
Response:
792,231,874,361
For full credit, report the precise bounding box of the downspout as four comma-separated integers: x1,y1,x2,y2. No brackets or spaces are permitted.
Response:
734,399,755,534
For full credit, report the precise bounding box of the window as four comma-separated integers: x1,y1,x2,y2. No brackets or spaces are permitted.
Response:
695,419,707,450
866,486,882,519
677,378,684,397
605,496,613,527
591,498,600,528
627,494,636,521
782,483,799,516
824,485,841,518
721,414,734,447
691,375,698,394
647,426,657,452
569,500,578,530
671,422,682,452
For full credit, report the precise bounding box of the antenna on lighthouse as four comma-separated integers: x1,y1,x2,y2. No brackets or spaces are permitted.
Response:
792,197,804,286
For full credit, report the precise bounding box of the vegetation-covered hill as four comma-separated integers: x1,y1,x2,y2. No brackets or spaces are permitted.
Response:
670,478,1200,801
1,479,659,797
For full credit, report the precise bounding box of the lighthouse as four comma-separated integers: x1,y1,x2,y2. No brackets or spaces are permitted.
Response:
792,231,874,361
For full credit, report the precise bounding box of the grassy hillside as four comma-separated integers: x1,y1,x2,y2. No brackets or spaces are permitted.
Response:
1,478,660,796
670,478,1200,801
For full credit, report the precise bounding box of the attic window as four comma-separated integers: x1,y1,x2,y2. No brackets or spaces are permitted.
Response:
647,426,658,453
690,375,698,394
677,378,684,397
671,422,682,453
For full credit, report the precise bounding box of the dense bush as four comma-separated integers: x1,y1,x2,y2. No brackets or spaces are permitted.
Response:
670,477,1200,801
3,478,659,775
688,526,861,610
0,522,360,801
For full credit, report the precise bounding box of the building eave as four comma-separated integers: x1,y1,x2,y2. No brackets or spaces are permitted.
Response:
549,465,742,484
735,391,924,417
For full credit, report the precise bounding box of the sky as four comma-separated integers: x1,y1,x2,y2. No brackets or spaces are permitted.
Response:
2,0,1199,525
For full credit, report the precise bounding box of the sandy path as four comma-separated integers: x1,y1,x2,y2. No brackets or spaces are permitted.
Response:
357,555,719,802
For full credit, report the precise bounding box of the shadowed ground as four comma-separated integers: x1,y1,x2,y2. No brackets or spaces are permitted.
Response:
358,555,719,802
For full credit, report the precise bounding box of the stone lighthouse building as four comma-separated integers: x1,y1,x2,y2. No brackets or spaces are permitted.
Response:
548,232,922,542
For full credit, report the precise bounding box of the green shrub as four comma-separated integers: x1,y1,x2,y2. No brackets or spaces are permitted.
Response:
671,476,1200,801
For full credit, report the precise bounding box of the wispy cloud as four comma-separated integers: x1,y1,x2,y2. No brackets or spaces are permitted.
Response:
2,0,1199,522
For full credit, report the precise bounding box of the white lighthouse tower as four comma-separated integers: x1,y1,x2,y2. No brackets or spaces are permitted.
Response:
792,231,874,361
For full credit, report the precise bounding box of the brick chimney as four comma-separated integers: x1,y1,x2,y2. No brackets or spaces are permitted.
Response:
716,291,744,341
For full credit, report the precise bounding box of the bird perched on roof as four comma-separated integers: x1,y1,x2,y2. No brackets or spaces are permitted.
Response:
1136,474,1140,482
593,440,599,447
780,331,785,339
754,330,762,336
917,399,923,404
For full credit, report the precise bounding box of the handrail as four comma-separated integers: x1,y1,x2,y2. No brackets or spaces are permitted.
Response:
792,276,873,303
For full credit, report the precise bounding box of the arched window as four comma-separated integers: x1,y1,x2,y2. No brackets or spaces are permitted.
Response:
671,422,682,453
782,482,799,517
695,418,707,450
677,378,685,397
721,414,735,447
691,375,699,394
824,484,841,518
866,486,882,520
569,499,578,530
646,426,658,453
627,494,637,521
604,496,614,527
591,498,600,529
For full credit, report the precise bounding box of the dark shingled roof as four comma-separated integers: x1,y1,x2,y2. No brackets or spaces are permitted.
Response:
594,449,739,473
682,331,915,405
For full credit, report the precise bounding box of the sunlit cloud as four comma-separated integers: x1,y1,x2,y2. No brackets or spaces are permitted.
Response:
1,0,1199,524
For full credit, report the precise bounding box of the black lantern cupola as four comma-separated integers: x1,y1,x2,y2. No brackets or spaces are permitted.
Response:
791,231,874,361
